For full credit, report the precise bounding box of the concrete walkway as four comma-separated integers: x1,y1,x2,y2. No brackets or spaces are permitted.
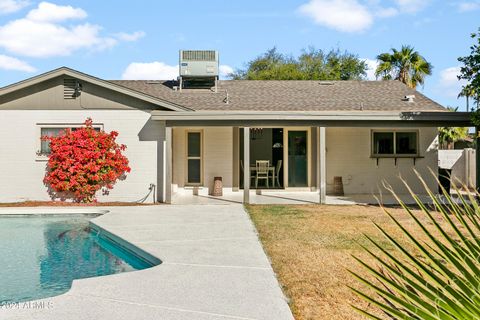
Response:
172,188,432,205
0,205,294,320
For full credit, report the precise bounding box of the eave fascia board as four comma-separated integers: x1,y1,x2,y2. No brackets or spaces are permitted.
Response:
151,110,469,122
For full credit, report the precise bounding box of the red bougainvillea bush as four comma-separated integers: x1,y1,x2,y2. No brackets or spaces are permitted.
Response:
43,118,131,203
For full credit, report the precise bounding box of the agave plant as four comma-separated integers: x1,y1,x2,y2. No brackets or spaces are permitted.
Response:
350,172,480,320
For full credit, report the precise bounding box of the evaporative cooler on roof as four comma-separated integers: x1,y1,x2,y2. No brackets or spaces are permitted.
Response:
179,50,219,90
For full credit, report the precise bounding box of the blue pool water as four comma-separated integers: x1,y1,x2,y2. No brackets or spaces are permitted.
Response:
0,214,153,303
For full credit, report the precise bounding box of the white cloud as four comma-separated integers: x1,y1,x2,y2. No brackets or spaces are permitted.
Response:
375,7,398,18
0,54,35,71
0,0,29,15
298,0,373,33
0,18,117,57
219,64,234,78
363,58,378,80
0,2,144,58
122,62,234,80
394,0,430,13
299,0,432,32
437,66,467,98
115,31,145,42
122,61,178,80
458,1,480,12
26,2,86,22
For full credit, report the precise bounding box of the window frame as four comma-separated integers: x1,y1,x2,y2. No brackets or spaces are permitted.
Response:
371,129,419,158
185,129,203,186
36,123,104,161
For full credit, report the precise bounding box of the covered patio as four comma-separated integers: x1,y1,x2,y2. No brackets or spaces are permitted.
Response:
152,110,473,205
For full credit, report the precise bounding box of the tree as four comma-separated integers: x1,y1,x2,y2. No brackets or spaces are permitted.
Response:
438,126,469,149
43,118,131,203
375,45,433,89
230,47,367,80
458,27,480,111
458,86,477,112
438,107,469,149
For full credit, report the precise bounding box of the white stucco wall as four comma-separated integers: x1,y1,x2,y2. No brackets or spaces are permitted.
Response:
325,127,438,195
0,110,165,203
173,127,233,192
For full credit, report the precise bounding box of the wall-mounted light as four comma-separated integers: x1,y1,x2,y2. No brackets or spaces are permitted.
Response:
272,142,283,148
73,80,83,97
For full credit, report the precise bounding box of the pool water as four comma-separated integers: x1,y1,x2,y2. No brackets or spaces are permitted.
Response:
0,214,152,303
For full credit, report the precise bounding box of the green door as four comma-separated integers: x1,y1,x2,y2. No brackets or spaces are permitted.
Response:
288,131,307,187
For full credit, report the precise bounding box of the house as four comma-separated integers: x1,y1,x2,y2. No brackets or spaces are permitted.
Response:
0,55,472,204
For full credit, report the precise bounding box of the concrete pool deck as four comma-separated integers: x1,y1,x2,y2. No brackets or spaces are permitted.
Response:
0,205,294,320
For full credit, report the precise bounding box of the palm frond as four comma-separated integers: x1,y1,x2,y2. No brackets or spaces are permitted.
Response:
375,45,432,88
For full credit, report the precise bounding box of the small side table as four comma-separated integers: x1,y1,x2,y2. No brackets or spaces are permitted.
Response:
212,176,223,196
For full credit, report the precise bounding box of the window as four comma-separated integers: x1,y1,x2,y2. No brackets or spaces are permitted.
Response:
373,132,394,155
38,125,102,157
372,131,418,156
186,131,202,184
40,127,67,154
396,132,417,154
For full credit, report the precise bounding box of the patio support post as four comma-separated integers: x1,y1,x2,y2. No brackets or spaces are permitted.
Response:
232,127,240,191
165,126,173,204
318,127,326,204
244,127,250,204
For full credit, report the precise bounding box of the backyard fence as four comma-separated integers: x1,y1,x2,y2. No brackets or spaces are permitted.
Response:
438,148,476,190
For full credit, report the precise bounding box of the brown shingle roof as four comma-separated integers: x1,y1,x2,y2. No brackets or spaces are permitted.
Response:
109,80,446,112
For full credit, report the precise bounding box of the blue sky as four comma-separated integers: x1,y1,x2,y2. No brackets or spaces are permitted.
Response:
0,0,478,109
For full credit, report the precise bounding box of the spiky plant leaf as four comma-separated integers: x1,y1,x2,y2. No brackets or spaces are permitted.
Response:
352,172,480,319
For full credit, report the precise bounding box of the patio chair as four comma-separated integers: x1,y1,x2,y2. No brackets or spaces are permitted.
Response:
255,160,270,189
240,160,255,187
274,160,282,187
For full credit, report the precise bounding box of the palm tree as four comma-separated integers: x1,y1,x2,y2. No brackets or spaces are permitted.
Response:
438,126,469,149
375,45,433,89
438,106,469,149
458,85,478,111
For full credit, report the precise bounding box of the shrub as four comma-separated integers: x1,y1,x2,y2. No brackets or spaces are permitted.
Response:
43,118,131,203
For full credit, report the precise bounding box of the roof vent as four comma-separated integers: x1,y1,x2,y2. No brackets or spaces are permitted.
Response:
403,95,415,102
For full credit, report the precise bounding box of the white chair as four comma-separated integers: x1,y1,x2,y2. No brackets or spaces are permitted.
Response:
255,160,270,189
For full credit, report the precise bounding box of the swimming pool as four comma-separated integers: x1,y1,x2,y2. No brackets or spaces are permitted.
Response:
0,214,155,303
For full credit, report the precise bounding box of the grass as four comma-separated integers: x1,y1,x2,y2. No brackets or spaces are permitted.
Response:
246,204,446,320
